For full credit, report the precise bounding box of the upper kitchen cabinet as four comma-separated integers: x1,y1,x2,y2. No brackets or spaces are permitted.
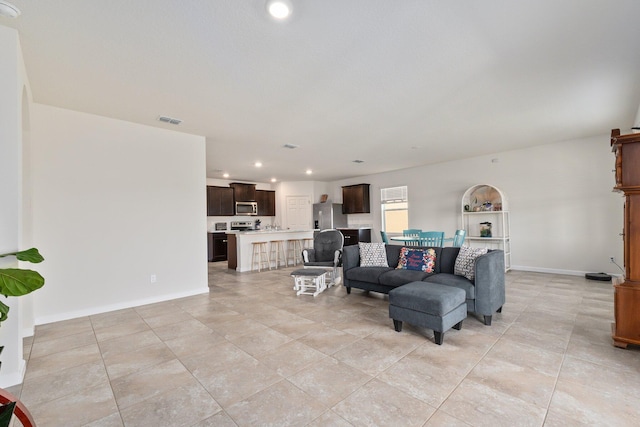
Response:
207,186,234,216
342,184,371,214
256,190,276,216
229,183,256,202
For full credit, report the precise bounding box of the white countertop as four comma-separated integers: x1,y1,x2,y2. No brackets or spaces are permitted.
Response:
227,229,314,235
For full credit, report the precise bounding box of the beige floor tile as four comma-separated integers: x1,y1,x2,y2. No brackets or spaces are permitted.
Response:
29,329,97,359
258,339,327,377
21,360,110,407
151,317,212,341
226,380,326,426
110,359,197,409
33,317,94,342
97,329,163,358
439,379,546,427
93,318,151,342
119,381,221,427
162,329,225,358
191,411,239,427
425,410,473,426
83,412,124,426
306,410,354,427
90,308,142,330
287,357,372,407
558,355,640,401
30,383,119,427
101,341,176,379
332,378,435,426
181,341,256,377
297,324,362,355
24,343,103,380
142,309,195,329
194,357,283,407
227,327,292,357
212,315,270,340
545,379,640,426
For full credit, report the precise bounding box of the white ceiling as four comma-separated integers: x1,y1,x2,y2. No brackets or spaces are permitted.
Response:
3,0,640,183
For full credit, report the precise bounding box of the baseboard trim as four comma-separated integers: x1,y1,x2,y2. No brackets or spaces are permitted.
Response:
510,265,622,278
34,287,209,326
0,358,26,388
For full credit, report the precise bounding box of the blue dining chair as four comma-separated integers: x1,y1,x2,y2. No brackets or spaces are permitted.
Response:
402,229,422,246
452,229,466,247
380,230,390,244
419,231,444,247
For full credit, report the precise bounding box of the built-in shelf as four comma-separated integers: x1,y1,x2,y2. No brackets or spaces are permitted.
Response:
461,184,511,271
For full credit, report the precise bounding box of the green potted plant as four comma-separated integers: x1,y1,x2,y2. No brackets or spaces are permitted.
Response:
0,248,44,427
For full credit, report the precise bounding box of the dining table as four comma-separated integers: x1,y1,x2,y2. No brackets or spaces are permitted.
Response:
388,235,454,246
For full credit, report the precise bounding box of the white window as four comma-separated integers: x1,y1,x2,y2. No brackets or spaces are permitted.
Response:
381,186,408,233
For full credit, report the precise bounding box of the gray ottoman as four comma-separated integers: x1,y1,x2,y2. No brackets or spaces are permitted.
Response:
389,281,467,345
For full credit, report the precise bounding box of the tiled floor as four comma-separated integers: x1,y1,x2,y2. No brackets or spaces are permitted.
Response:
7,263,640,426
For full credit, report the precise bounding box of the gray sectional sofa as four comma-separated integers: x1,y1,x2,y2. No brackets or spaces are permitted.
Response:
342,244,506,325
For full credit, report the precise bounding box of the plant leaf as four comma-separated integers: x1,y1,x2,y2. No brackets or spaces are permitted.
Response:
0,269,45,297
0,401,16,426
0,300,8,323
16,248,44,263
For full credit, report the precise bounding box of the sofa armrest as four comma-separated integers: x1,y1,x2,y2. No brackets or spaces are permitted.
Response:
473,250,506,316
342,245,360,273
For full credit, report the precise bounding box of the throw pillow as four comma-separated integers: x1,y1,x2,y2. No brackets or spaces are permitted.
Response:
454,246,488,281
396,247,436,273
359,242,389,267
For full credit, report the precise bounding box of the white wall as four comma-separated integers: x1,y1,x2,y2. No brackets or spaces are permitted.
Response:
331,136,624,275
0,24,31,387
30,104,208,324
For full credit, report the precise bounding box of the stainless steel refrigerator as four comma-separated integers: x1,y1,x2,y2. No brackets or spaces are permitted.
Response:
313,203,348,230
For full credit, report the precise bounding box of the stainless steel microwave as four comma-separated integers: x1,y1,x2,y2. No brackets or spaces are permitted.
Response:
235,201,258,216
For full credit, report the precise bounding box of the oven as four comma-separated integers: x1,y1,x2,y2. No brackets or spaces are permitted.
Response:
230,220,254,231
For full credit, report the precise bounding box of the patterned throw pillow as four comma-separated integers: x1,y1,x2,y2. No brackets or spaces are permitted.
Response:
359,242,389,267
396,247,436,273
454,246,488,281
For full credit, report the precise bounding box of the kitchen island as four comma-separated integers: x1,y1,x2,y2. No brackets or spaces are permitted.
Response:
226,229,314,272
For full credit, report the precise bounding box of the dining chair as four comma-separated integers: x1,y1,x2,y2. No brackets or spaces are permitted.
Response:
452,229,466,247
419,231,444,247
380,230,390,244
402,229,422,246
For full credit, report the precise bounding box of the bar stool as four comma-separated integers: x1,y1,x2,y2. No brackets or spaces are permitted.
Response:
286,239,303,266
302,238,314,249
269,240,287,269
251,241,269,272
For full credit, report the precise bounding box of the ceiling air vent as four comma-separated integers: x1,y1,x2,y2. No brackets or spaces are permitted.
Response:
352,159,364,163
283,144,299,149
158,115,182,125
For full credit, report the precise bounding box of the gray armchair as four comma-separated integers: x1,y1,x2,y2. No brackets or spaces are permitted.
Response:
302,229,344,285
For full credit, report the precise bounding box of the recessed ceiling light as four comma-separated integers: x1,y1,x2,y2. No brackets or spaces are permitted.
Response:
266,0,292,20
254,162,262,168
271,178,277,182
306,169,312,175
0,1,21,18
223,173,230,178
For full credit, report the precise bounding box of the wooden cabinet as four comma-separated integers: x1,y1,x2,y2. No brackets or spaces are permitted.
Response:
610,129,640,348
207,232,228,262
230,183,256,202
342,184,370,214
338,228,372,246
207,186,234,216
256,190,276,216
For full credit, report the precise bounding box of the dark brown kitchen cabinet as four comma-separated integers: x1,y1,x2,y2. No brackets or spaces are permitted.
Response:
207,232,228,262
338,228,372,246
342,184,371,214
207,186,234,216
256,190,276,216
229,183,256,202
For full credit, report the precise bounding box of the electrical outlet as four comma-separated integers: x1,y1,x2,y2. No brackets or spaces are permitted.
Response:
150,274,157,283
